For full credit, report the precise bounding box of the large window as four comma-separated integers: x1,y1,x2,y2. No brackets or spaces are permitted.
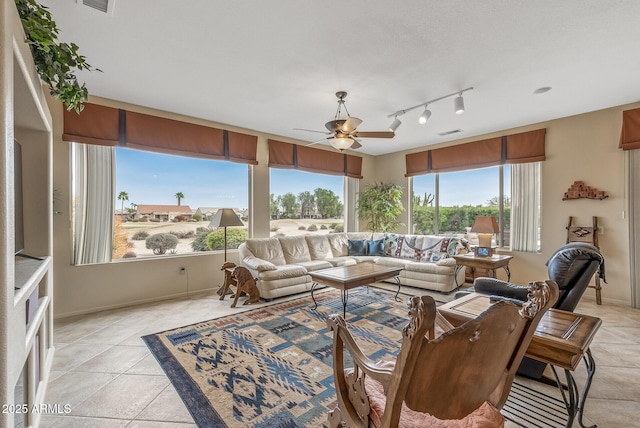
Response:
72,144,250,262
412,165,513,247
269,169,344,236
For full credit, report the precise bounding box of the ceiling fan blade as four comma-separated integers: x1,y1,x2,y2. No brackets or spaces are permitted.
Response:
306,137,329,147
350,140,362,149
342,117,363,132
352,131,395,138
294,128,331,135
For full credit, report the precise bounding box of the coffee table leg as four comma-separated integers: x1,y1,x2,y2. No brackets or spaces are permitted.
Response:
341,289,348,318
504,265,511,282
310,282,319,310
394,276,402,302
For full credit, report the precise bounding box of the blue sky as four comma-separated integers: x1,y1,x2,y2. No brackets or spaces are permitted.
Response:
115,148,507,210
115,148,343,209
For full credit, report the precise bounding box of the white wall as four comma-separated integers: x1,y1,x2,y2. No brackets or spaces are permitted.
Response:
374,104,636,305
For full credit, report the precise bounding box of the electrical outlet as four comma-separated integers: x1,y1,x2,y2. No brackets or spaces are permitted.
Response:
180,267,186,275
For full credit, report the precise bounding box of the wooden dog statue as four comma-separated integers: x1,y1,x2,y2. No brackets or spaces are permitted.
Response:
230,266,260,308
218,262,237,300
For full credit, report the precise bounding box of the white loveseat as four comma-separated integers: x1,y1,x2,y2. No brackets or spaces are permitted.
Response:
238,232,467,300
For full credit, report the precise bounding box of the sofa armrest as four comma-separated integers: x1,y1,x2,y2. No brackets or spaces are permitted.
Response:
241,255,277,272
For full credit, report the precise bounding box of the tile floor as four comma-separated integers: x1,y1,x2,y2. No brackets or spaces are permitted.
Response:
41,286,640,427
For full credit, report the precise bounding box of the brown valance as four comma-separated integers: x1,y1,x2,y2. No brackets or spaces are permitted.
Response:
619,108,640,151
405,128,546,177
62,103,120,146
62,102,258,164
126,111,225,159
268,140,363,178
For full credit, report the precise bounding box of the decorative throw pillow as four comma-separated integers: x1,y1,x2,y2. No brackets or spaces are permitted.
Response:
383,233,399,256
429,251,448,263
367,239,385,256
348,239,367,256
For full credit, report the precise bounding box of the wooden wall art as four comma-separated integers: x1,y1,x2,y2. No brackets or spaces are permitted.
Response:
562,181,608,200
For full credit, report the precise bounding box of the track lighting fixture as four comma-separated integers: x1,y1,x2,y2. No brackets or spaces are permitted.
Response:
388,87,473,127
454,94,465,114
388,116,402,132
418,106,432,124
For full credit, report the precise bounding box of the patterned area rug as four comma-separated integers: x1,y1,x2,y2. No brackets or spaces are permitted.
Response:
142,288,410,428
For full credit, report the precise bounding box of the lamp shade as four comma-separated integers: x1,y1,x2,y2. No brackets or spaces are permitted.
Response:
470,216,499,233
208,208,244,228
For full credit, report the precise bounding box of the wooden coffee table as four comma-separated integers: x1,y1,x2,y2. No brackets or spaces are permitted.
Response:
309,263,403,318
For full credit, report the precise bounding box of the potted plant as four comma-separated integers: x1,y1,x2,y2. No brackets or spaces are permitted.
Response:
15,0,99,112
356,182,405,232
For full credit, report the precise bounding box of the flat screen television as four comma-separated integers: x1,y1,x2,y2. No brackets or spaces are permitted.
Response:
14,139,24,255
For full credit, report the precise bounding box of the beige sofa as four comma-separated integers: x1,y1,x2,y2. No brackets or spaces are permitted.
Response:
238,232,467,300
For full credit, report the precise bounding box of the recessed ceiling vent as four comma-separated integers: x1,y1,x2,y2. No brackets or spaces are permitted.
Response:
438,129,463,136
78,0,114,15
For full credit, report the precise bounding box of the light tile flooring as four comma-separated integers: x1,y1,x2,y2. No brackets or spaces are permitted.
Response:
41,286,640,427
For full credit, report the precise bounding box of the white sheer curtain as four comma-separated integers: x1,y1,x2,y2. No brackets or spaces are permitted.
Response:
510,162,541,252
345,176,359,232
72,143,115,265
629,151,640,308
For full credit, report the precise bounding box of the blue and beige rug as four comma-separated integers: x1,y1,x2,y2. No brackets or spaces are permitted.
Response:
142,288,410,428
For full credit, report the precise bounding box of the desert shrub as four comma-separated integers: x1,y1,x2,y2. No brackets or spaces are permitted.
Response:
206,228,248,251
139,216,149,222
149,218,159,222
192,214,202,222
330,223,338,229
307,224,318,232
175,215,188,222
333,224,344,232
170,230,195,239
122,251,137,258
275,232,285,237
298,225,307,230
191,228,214,251
145,233,178,255
132,231,149,240
112,216,132,259
320,224,328,230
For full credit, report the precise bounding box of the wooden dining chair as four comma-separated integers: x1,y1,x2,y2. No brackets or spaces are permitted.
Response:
326,280,559,428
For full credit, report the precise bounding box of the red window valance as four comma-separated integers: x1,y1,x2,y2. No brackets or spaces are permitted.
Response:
268,140,363,179
63,102,258,164
405,128,546,177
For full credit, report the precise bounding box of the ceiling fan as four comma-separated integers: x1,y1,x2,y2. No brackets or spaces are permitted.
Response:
294,91,395,151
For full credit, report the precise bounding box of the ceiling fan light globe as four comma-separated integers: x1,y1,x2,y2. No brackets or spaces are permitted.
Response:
330,137,354,151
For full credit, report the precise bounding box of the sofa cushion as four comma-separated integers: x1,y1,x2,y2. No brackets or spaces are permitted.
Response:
367,239,385,256
305,235,333,260
293,260,333,272
327,233,349,257
326,257,358,267
279,235,312,264
376,257,409,268
348,239,368,256
246,238,286,265
347,232,373,241
257,264,308,281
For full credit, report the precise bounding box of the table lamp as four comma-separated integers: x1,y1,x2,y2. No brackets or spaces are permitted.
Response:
470,215,499,256
208,208,244,262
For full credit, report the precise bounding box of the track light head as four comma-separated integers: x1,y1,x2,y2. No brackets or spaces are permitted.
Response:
389,117,402,132
454,94,465,114
418,107,431,125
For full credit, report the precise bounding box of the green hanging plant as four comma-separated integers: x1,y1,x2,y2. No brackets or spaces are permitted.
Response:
15,0,100,113
356,182,405,233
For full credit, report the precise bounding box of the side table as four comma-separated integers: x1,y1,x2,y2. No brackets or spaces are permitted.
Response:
451,253,513,286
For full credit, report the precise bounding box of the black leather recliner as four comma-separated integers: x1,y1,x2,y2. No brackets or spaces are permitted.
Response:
455,242,605,379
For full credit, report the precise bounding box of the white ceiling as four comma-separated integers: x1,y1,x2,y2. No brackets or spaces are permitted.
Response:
39,0,640,155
